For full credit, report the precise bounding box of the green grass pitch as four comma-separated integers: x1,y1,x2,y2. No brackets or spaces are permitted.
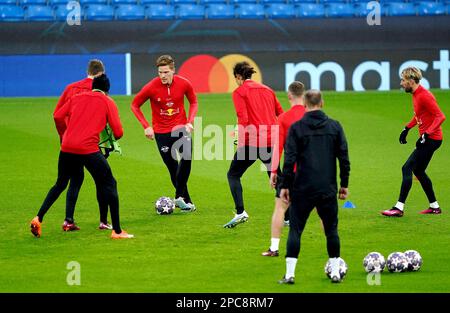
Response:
0,90,449,292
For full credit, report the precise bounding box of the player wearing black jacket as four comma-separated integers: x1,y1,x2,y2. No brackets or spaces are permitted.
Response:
278,90,350,284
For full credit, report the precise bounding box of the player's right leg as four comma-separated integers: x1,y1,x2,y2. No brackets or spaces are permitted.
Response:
155,132,178,189
413,139,442,214
279,195,313,284
224,146,256,228
381,149,418,217
31,152,72,237
63,156,84,231
317,196,341,282
262,196,288,257
83,152,133,239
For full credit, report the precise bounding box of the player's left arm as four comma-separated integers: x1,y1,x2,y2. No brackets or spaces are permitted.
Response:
185,81,198,132
423,94,446,135
53,98,71,140
106,98,124,140
336,121,350,191
273,92,284,116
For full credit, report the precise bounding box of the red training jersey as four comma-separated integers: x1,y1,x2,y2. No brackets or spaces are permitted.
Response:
406,85,446,140
232,80,284,147
54,77,93,138
131,75,198,134
271,104,306,173
54,91,123,155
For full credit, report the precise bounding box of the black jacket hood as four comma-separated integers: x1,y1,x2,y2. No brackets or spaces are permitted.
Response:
302,110,329,130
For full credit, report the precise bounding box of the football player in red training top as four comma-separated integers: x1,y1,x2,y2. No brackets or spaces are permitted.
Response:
382,67,445,217
31,59,111,233
31,74,133,239
224,61,284,228
131,55,198,212
262,81,306,257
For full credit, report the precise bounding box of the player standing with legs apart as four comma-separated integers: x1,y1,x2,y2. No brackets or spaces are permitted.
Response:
382,67,445,217
278,90,350,284
131,55,198,212
224,62,284,228
262,81,306,256
31,74,133,239
29,60,112,233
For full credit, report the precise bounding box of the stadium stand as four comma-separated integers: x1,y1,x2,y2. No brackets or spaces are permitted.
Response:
85,4,114,20
176,3,204,19
0,0,449,22
265,3,295,19
26,4,54,20
386,2,417,16
145,3,175,19
205,3,234,18
296,3,326,18
115,3,145,19
0,4,24,21
236,3,265,19
326,3,356,17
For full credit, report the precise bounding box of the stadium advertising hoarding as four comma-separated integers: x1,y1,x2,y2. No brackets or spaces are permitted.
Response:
0,54,130,97
132,49,450,93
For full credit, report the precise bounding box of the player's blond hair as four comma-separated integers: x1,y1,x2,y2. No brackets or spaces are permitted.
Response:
401,67,422,83
156,55,175,69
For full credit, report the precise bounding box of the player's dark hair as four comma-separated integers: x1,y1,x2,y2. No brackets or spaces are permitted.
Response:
288,81,305,97
156,55,175,69
92,74,110,93
304,90,322,109
87,59,104,76
233,62,256,80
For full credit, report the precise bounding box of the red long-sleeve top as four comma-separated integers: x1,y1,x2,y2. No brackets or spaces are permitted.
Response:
54,77,93,133
131,75,198,134
54,91,123,155
406,85,446,140
271,104,306,173
232,80,284,147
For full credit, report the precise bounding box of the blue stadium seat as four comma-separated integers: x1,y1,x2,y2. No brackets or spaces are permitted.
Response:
230,0,258,4
327,3,355,17
172,0,197,4
0,4,25,21
296,3,326,18
19,0,47,6
378,0,410,2
260,0,287,4
199,0,228,4
266,3,295,19
54,4,83,21
321,0,348,3
292,0,319,3
0,0,17,5
176,4,205,19
116,4,145,20
26,5,55,21
79,0,108,5
145,4,174,19
236,3,265,19
386,2,416,16
85,4,114,20
49,0,76,6
417,2,446,15
110,0,138,5
205,3,234,19
140,0,167,4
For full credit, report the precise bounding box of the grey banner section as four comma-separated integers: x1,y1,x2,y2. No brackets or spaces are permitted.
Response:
1,17,449,92
1,17,449,55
